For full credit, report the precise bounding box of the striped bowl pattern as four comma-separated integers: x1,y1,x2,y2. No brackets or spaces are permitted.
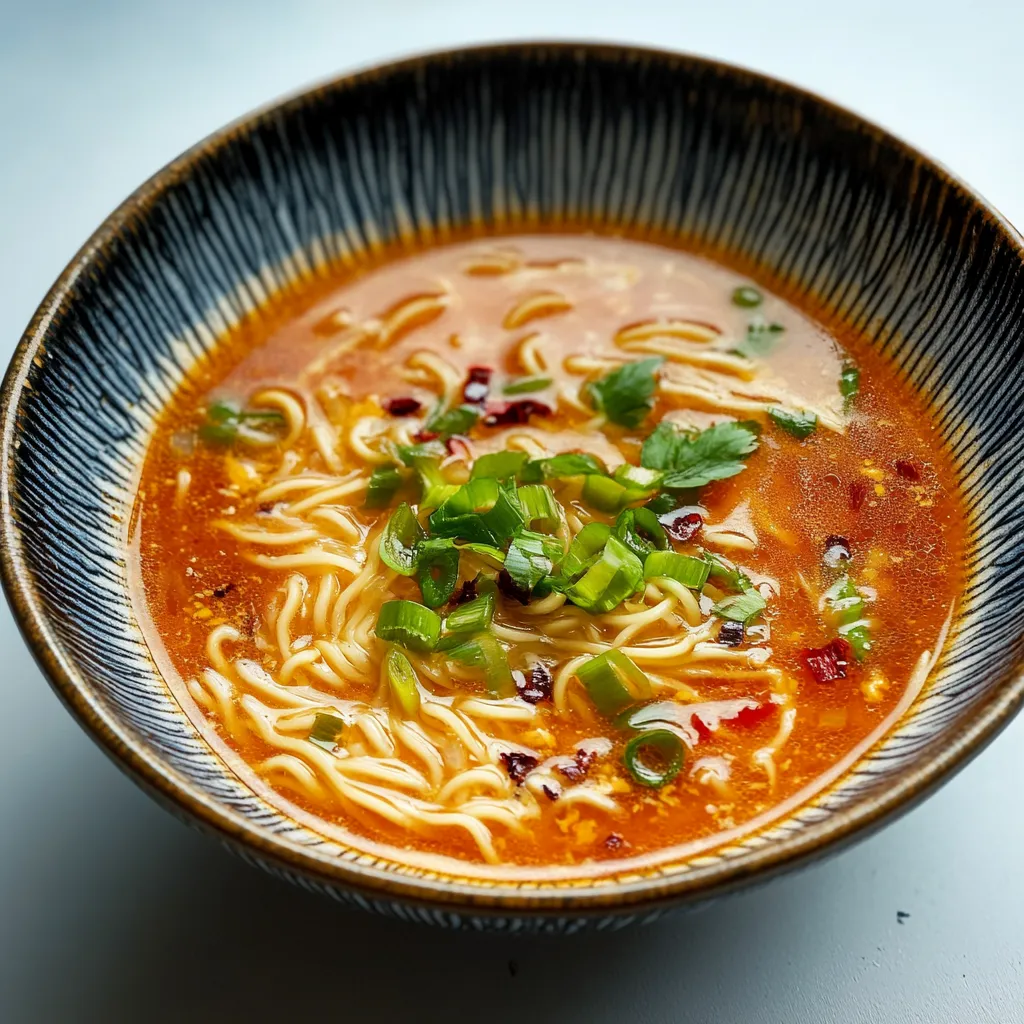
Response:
3,44,1024,932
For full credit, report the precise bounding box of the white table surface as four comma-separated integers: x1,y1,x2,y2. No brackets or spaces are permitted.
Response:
1,2,1022,1021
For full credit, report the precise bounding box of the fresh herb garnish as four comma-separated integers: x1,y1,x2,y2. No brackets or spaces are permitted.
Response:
640,420,760,490
839,363,860,407
731,318,784,359
425,403,479,438
768,408,818,440
586,357,663,428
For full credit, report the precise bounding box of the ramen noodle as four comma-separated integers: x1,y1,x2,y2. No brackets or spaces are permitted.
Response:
132,235,963,874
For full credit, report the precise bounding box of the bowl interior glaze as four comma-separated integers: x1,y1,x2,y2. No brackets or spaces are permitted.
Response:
4,43,1024,930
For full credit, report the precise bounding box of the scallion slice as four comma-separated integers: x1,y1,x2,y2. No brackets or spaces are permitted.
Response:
575,649,651,717
409,454,457,510
713,589,766,624
613,464,665,492
561,523,612,581
416,537,460,608
503,375,553,395
447,634,515,697
385,648,421,717
505,529,560,596
768,408,818,440
429,477,526,546
565,534,644,613
582,474,630,513
839,363,860,405
364,463,404,508
731,285,763,309
824,575,871,661
308,712,346,751
623,729,684,788
470,450,529,481
375,600,441,653
517,483,561,531
643,550,711,589
457,541,506,569
425,403,479,438
705,552,750,593
615,507,669,561
444,591,496,634
521,452,606,483
378,503,424,576
397,440,447,464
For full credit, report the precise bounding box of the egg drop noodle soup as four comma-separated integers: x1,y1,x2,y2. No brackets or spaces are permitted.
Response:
132,234,963,879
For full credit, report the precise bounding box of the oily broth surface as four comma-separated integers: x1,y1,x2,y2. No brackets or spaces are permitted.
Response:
133,234,964,873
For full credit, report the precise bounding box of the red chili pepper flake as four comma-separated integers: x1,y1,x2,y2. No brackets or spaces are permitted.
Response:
383,396,422,417
445,436,471,460
850,479,869,512
660,510,703,543
482,399,552,427
412,428,439,443
212,582,235,599
691,714,714,743
557,748,595,783
895,459,922,481
462,366,492,405
803,637,852,683
541,784,560,802
256,501,280,515
823,534,852,568
516,662,553,704
718,620,744,646
499,751,538,785
450,579,478,606
603,833,627,852
730,702,777,729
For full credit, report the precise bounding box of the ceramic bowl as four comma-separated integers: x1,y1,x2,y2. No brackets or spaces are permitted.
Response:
4,43,1023,932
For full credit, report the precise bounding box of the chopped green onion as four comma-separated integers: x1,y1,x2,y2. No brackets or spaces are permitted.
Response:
615,507,669,561
416,537,460,608
447,634,515,697
705,552,750,592
503,375,553,395
425,403,479,438
505,529,561,595
713,589,766,624
517,484,561,531
308,712,346,751
457,542,506,569
839,363,860,406
520,452,606,483
623,729,684,788
644,492,679,516
769,408,817,440
199,400,285,444
378,503,424,576
582,474,630,513
364,463,404,508
444,592,496,634
429,478,525,546
375,600,441,653
576,649,651,717
731,285,763,309
644,550,711,589
586,357,663,428
408,454,457,510
823,575,872,661
471,450,529,481
613,464,665,492
561,523,612,581
385,648,421,717
565,534,644,613
397,440,447,464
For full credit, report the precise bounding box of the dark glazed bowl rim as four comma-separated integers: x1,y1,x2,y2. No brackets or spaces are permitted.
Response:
3,41,1023,920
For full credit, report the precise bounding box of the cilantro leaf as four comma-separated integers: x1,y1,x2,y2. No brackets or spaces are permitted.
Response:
425,403,479,438
586,357,663,428
641,420,760,490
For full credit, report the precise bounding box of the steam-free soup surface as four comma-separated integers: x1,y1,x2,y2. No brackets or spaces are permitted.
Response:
133,235,963,877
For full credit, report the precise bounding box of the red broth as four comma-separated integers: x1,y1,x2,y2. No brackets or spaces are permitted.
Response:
131,234,964,876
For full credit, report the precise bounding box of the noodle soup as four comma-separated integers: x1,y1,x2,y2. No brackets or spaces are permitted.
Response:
132,235,963,874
